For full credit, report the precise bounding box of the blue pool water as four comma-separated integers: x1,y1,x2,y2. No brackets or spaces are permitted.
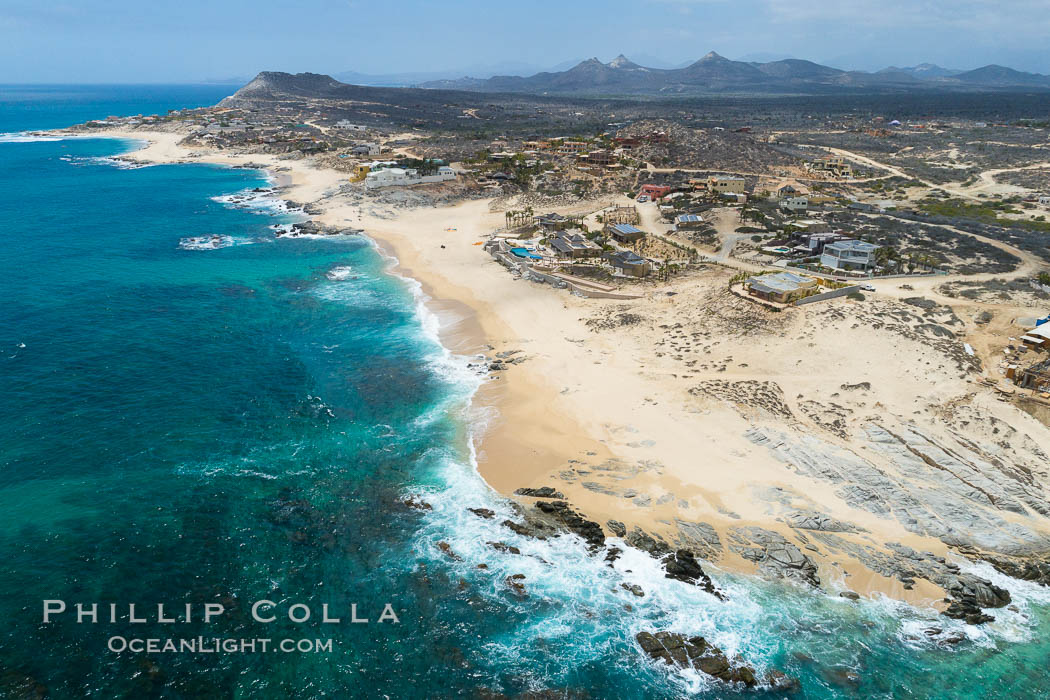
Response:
511,247,543,259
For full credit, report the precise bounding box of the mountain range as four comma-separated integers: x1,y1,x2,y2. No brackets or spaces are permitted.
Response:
414,52,1050,96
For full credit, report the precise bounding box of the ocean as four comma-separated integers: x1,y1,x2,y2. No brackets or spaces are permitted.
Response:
1,85,1049,699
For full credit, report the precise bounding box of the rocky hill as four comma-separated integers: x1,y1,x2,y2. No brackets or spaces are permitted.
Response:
419,52,1050,97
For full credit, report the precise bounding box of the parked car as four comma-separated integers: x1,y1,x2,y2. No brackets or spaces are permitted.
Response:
860,284,875,292
636,195,649,203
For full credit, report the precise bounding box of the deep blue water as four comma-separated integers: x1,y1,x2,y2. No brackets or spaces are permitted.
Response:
0,84,235,133
2,85,1050,699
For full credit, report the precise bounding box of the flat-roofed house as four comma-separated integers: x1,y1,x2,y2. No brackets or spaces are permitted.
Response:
820,239,878,270
674,213,704,229
708,176,747,194
605,223,645,244
351,142,382,156
745,272,818,303
810,155,854,178
583,150,615,166
639,184,673,200
781,196,809,213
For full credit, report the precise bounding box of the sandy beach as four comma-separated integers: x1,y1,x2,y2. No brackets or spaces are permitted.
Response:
74,127,1050,606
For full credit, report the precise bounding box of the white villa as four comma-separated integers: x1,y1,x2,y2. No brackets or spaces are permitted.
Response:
364,166,456,189
820,239,879,271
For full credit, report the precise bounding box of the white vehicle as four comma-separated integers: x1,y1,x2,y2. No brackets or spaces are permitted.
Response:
860,284,875,292
637,195,649,203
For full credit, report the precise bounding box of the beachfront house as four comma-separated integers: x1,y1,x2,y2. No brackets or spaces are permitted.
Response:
820,239,878,271
745,272,818,303
606,250,651,277
549,230,602,259
364,166,456,189
605,223,645,244
797,232,843,254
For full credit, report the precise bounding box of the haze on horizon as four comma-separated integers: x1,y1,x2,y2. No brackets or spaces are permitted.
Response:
1,0,1048,83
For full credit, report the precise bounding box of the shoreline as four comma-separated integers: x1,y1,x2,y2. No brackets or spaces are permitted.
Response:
58,126,1050,611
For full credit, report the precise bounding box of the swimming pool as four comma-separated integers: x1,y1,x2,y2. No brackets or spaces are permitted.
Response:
510,247,543,260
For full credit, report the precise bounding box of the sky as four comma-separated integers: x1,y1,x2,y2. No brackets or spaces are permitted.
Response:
1,0,1048,83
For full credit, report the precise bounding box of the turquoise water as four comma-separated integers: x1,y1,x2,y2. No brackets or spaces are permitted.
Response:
510,247,543,260
1,86,1050,698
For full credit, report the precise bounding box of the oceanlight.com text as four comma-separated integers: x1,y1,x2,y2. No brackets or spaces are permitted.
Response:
107,636,334,654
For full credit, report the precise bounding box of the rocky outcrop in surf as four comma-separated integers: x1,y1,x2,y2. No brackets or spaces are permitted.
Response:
636,631,799,692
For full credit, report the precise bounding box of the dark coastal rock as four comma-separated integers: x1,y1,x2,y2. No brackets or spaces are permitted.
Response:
663,549,726,600
515,486,566,499
606,519,627,537
943,598,996,625
468,507,496,519
636,631,797,691
401,497,432,511
436,541,461,561
766,669,802,693
983,554,1050,587
624,526,671,557
839,591,861,601
501,518,547,539
811,537,1012,625
944,574,1010,609
504,574,527,597
534,501,605,548
281,220,361,237
289,220,324,236
487,541,521,555
620,582,645,597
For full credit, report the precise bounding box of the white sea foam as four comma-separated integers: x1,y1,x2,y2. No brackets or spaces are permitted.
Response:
0,131,63,143
326,266,354,281
88,155,153,170
60,154,153,170
177,235,253,251
211,187,305,218
312,282,387,307
364,233,484,396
